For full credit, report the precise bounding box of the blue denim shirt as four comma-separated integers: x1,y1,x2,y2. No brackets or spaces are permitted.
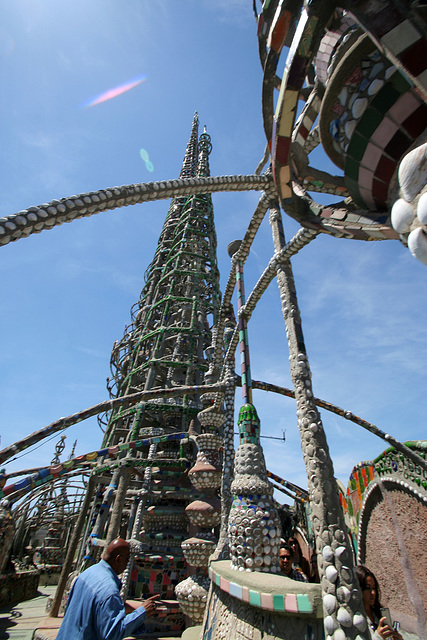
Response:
56,560,147,640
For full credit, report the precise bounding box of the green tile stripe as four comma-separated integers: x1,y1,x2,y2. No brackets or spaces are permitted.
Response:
249,590,261,607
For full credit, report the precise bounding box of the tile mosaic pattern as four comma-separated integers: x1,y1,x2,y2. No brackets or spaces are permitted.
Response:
209,565,314,615
353,6,427,97
0,432,187,499
236,402,260,444
345,462,376,523
344,70,427,211
314,13,357,85
270,5,400,241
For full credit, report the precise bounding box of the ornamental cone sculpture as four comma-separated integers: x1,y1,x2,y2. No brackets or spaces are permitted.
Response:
228,404,281,572
227,242,281,573
176,392,224,623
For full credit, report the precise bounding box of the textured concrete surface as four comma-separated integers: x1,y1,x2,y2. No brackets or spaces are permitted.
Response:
362,483,427,639
0,585,57,640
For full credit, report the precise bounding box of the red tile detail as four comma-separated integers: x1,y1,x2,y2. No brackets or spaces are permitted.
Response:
270,11,291,53
345,66,362,87
298,123,309,140
403,104,427,139
384,129,412,161
372,178,389,203
374,155,397,183
370,6,403,38
400,39,427,77
275,136,291,166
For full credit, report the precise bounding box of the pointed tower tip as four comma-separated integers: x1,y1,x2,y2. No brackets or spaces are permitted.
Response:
179,112,199,179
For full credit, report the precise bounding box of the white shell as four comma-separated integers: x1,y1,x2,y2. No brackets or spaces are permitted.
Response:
333,630,346,640
336,586,351,603
368,78,384,95
334,546,347,560
325,565,338,582
345,120,357,140
352,97,368,119
322,545,334,562
337,607,352,627
324,615,336,634
417,191,427,226
391,198,415,233
399,142,427,202
323,593,337,614
353,613,368,631
408,227,427,265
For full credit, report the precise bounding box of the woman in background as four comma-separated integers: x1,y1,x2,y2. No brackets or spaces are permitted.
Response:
355,565,403,640
288,536,311,579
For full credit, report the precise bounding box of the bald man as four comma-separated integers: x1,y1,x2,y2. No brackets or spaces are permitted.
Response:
57,538,158,640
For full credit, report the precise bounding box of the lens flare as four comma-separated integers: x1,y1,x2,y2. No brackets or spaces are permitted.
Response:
140,148,154,172
140,148,149,162
82,74,147,108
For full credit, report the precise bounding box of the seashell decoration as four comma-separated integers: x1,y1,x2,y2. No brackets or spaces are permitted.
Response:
390,143,427,266
181,535,217,567
228,404,281,573
175,573,211,623
188,433,222,490
175,395,224,624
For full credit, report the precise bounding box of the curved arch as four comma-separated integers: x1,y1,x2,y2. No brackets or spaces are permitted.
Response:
0,175,274,248
357,477,427,636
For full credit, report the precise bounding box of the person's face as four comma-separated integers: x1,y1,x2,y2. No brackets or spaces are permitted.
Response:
362,576,377,611
279,549,293,575
310,554,318,571
114,550,130,576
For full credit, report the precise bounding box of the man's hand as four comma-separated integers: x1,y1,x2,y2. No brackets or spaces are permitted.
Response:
139,594,159,617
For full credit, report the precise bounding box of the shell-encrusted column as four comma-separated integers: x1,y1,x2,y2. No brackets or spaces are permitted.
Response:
175,491,220,624
226,240,281,573
269,201,369,640
228,403,281,573
188,433,222,490
174,574,211,624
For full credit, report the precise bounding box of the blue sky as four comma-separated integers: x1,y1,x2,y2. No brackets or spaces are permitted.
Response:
1,0,426,501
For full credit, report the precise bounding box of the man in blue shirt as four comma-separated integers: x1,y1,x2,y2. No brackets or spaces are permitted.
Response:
57,538,158,640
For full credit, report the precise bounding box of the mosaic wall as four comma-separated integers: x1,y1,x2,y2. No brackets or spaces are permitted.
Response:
0,570,39,607
343,441,427,638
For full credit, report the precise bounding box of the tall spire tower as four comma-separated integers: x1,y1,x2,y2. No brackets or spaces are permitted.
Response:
100,112,221,443
86,114,222,635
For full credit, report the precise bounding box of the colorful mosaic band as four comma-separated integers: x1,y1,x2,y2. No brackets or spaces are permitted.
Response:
0,432,187,499
209,564,317,616
235,261,252,405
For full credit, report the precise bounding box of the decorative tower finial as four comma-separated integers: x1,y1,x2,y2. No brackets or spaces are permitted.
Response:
227,244,281,573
